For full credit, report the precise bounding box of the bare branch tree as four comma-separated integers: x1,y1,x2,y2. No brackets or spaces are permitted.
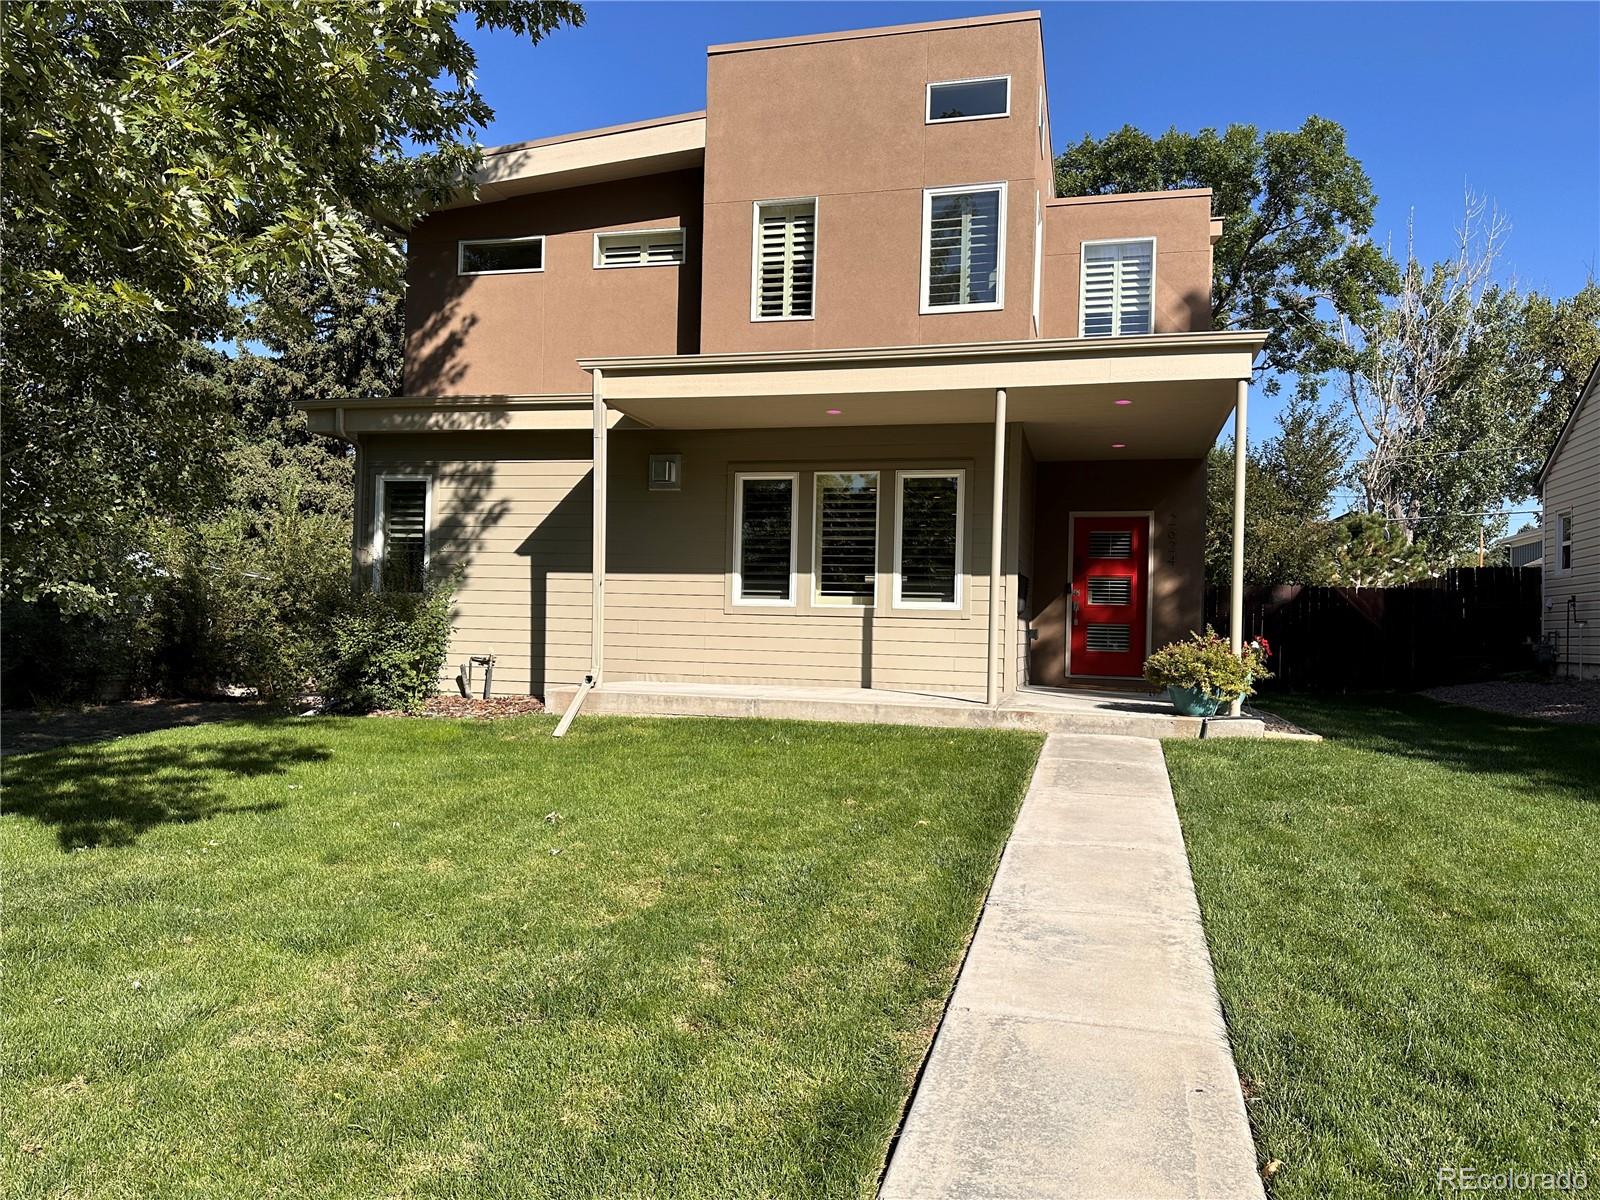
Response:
1336,191,1515,553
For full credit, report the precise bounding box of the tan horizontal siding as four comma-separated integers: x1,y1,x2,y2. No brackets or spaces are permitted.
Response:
358,424,1020,698
1543,388,1600,667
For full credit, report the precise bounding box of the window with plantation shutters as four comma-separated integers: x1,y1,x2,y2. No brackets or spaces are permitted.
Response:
752,200,815,319
895,471,964,608
922,184,1006,312
814,472,878,606
734,474,796,604
376,477,429,593
1080,239,1155,336
594,228,685,269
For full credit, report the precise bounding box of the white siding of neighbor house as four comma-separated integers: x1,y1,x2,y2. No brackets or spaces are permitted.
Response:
1543,386,1600,669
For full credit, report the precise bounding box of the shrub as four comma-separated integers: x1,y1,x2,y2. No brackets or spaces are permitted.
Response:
321,582,455,714
147,480,351,703
1143,627,1273,700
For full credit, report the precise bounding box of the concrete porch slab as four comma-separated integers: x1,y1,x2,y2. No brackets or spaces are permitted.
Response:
545,680,1265,740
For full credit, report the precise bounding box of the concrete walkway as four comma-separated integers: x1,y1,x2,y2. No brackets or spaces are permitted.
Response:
881,735,1263,1200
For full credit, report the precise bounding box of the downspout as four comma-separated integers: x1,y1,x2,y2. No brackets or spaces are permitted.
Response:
553,368,607,738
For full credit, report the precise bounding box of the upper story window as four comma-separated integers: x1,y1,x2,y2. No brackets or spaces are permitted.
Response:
458,236,544,275
1081,238,1154,337
926,76,1010,123
752,199,816,320
922,183,1006,313
374,475,430,593
595,228,685,268
1558,512,1574,573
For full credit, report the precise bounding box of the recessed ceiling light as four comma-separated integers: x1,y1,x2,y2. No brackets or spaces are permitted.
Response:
1114,398,1132,406
1111,442,1127,449
826,408,843,415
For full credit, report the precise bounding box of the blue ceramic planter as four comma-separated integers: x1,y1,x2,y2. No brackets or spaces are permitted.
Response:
1167,685,1222,717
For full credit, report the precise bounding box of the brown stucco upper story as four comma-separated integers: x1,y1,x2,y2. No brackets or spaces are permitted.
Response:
401,10,1218,398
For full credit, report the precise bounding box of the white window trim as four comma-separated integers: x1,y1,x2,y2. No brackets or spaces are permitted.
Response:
893,470,965,611
1078,236,1157,337
1557,511,1574,575
925,74,1012,124
733,472,799,607
1031,190,1043,336
920,181,1008,315
750,197,818,323
457,235,545,276
812,470,880,608
592,227,685,269
372,473,433,591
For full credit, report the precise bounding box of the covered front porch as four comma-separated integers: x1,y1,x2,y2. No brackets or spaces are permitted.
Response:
558,331,1265,733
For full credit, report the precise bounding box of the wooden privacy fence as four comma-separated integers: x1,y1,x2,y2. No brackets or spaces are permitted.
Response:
1202,567,1542,691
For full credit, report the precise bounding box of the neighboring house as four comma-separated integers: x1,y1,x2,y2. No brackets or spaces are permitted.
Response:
300,10,1263,703
1494,524,1543,570
1537,357,1600,673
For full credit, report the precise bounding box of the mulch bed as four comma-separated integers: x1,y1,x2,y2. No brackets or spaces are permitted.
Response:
369,695,546,720
1421,680,1600,725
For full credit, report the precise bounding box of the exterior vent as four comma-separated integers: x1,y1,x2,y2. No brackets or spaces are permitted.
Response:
1087,576,1132,606
1086,624,1131,653
648,454,682,491
1087,530,1133,559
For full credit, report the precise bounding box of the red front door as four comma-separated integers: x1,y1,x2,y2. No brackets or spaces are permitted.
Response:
1069,515,1149,677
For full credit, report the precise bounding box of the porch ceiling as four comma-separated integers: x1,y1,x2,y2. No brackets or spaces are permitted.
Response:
582,332,1264,462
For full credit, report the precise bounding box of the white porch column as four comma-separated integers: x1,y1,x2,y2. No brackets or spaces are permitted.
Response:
987,387,1008,707
1229,377,1248,717
591,368,608,685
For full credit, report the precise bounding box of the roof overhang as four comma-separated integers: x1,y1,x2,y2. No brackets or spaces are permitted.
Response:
440,112,707,209
298,395,633,440
582,332,1265,461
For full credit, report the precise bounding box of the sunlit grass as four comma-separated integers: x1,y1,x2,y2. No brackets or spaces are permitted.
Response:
2,714,1042,1199
1167,696,1600,1198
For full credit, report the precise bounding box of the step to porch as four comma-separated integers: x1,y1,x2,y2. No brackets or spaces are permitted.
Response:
543,681,1264,740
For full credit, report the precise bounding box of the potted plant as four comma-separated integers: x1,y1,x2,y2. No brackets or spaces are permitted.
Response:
1143,628,1273,717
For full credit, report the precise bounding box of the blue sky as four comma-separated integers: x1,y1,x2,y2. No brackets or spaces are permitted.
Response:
465,0,1599,448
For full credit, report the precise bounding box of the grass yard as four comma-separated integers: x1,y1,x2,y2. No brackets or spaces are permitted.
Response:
1166,695,1600,1198
1,714,1042,1199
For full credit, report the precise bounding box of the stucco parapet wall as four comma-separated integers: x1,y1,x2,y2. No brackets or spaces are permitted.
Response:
296,395,633,439
439,112,707,208
707,10,1040,55
1045,188,1212,208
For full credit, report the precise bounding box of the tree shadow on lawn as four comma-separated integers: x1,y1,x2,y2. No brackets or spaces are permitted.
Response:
1279,693,1600,800
2,726,331,850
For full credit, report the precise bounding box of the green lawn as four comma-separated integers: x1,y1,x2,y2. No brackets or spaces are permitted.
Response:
1166,695,1600,1198
1,715,1042,1199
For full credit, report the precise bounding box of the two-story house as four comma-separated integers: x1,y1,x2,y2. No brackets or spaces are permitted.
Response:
300,10,1263,717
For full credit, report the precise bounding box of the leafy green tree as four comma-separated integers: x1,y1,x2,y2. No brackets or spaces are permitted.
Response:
1513,281,1600,496
1055,118,1396,386
1207,397,1351,584
2,0,583,613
